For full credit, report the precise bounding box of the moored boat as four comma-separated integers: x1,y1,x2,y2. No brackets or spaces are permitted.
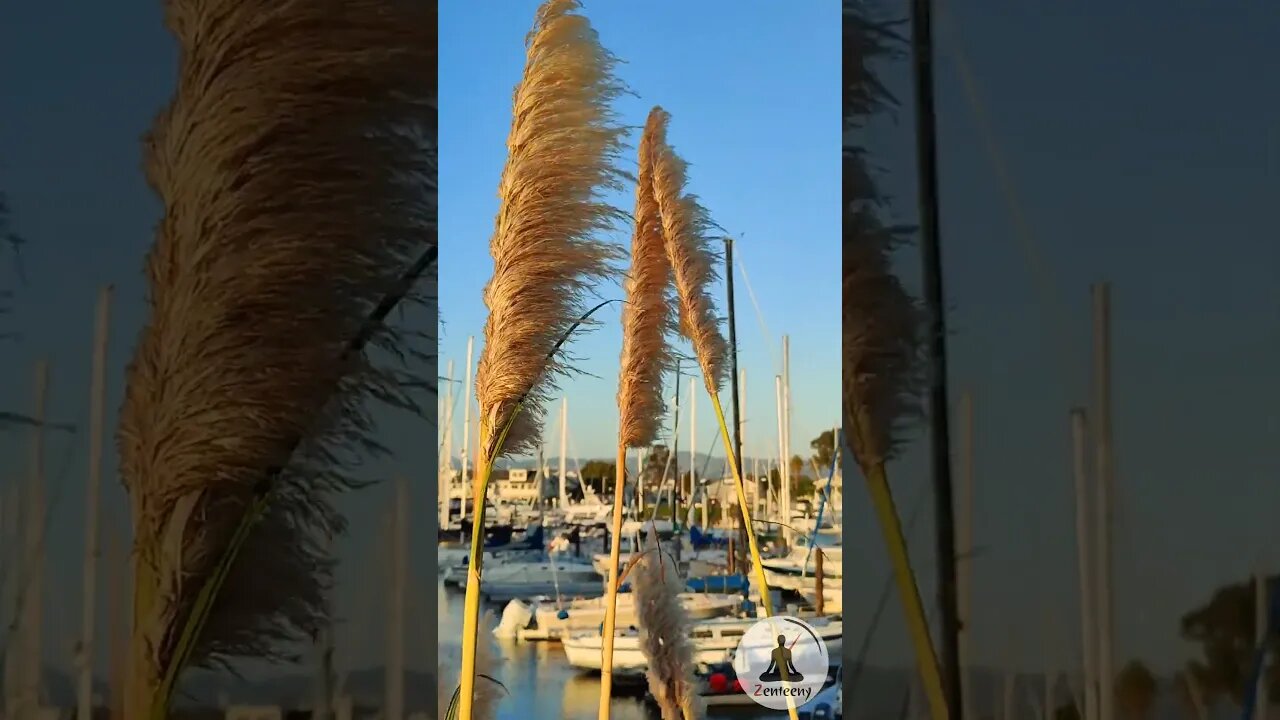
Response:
561,614,843,672
495,592,743,640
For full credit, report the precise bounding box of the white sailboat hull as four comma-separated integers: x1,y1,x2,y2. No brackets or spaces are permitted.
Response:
561,616,843,672
502,592,742,640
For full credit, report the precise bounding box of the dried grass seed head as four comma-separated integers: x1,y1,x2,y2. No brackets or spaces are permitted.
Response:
117,0,436,673
618,109,677,448
475,0,631,461
647,107,727,395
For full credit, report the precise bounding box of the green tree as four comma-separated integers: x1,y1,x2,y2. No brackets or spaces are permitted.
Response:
789,454,807,481
643,444,670,487
1115,659,1157,720
1181,574,1279,701
794,477,816,500
810,429,836,469
579,460,615,481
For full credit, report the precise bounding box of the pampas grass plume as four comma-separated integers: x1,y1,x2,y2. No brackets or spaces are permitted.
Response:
646,107,728,394
474,0,631,462
633,537,702,720
116,0,436,714
617,109,676,448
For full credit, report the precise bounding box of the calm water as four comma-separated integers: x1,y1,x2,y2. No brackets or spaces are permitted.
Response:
438,581,784,720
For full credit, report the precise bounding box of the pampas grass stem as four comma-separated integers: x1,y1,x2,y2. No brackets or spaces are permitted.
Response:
598,445,630,718
459,300,620,719
709,394,800,720
459,0,630,716
646,103,798,720
600,101,676,720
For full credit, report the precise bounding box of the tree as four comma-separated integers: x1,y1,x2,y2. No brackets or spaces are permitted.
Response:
579,460,615,482
1115,659,1157,720
810,429,836,470
1181,574,1280,702
789,454,807,481
643,443,670,487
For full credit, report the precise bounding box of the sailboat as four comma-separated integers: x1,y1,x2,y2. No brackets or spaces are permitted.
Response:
496,591,742,641
561,614,844,672
550,398,613,528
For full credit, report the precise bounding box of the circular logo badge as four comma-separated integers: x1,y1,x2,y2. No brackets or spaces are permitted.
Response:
731,615,831,710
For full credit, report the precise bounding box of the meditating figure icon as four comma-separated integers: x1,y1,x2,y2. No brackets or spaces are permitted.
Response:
757,634,804,682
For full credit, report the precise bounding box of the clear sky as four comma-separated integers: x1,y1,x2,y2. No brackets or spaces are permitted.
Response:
439,1,842,466
846,1,1280,677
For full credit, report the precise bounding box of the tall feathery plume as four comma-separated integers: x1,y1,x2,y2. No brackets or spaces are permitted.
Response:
459,2,630,718
633,535,701,720
647,108,727,395
649,106,798,720
844,2,940,719
600,109,676,717
116,2,436,716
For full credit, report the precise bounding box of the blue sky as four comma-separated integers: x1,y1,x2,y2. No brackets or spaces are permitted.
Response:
439,0,841,465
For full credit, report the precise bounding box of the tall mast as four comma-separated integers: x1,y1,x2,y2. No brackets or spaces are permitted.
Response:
910,0,963,716
672,361,681,524
558,397,569,508
781,336,792,547
689,376,697,527
20,360,49,717
1071,408,1099,720
79,286,112,720
461,336,475,520
724,238,743,501
385,475,407,720
1091,283,1115,720
958,391,975,720
443,359,455,527
773,375,785,543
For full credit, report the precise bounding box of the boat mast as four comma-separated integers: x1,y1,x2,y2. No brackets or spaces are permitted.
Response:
773,375,785,544
689,376,699,528
386,475,407,720
461,336,475,522
78,286,112,720
558,397,569,509
15,361,49,717
1071,408,1099,720
781,335,793,548
1091,283,1115,720
958,392,976,720
672,360,681,528
910,0,964,716
725,238,746,560
442,360,455,529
